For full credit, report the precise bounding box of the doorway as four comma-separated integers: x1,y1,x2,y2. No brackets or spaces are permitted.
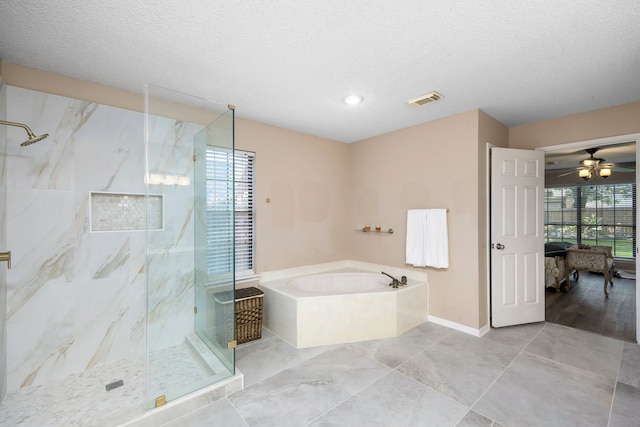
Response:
540,134,639,342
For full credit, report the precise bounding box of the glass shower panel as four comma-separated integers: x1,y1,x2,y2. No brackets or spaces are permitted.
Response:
0,82,7,403
194,108,236,373
145,85,234,409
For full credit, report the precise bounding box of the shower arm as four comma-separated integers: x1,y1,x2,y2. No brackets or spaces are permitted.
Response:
0,119,38,138
0,119,49,146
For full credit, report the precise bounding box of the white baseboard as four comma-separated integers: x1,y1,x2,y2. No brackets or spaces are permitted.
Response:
428,315,490,337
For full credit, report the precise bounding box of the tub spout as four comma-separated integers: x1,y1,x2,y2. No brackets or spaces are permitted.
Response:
381,271,407,288
381,271,396,281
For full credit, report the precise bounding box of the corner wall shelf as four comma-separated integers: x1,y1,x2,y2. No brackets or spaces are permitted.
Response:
356,228,394,234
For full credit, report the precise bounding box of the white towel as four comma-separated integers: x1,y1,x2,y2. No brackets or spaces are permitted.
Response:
406,209,449,269
406,210,427,266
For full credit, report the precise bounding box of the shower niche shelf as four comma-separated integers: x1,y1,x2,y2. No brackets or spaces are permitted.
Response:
90,192,163,232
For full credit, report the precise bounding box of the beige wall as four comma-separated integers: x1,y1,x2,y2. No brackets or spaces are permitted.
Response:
349,110,488,329
510,101,640,149
236,119,351,272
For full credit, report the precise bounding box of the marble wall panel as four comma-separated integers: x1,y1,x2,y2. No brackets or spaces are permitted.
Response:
146,117,199,351
6,188,77,317
7,279,75,390
74,106,145,194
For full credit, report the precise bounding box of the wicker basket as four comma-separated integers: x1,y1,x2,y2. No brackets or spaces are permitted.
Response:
234,287,264,344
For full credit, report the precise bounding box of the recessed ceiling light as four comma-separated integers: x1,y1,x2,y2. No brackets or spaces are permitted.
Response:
343,95,363,105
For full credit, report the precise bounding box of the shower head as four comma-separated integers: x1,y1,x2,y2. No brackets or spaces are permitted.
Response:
20,131,49,147
0,119,49,146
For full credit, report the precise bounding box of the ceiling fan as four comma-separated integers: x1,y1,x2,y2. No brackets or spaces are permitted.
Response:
558,147,635,180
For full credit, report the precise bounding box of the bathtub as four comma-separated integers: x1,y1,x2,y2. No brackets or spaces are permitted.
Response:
260,262,428,348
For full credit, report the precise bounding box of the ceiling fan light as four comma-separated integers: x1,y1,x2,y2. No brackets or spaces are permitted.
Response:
579,168,592,180
599,168,612,178
583,159,599,167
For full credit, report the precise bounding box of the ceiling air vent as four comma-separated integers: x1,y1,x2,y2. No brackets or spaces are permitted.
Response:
407,91,444,107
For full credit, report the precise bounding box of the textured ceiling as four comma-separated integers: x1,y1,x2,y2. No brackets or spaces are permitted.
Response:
1,1,640,143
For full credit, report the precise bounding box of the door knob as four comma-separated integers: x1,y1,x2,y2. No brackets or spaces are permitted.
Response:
0,251,11,269
496,243,505,250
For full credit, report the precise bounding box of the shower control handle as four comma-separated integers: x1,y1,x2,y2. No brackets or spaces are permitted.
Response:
0,251,11,269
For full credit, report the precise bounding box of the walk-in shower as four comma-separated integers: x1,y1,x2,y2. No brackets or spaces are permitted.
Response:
0,83,240,426
0,119,48,146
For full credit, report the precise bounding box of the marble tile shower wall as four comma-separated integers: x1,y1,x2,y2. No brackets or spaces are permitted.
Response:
146,115,201,353
3,85,200,394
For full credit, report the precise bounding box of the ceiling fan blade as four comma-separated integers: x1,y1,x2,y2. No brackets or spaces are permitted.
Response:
612,167,635,172
558,170,577,177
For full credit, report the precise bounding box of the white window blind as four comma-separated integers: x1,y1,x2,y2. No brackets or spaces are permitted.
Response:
544,183,636,258
206,148,255,282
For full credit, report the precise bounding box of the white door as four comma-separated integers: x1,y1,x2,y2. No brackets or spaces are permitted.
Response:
491,147,545,327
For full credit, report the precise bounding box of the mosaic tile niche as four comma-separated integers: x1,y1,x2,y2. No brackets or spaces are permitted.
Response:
91,192,163,231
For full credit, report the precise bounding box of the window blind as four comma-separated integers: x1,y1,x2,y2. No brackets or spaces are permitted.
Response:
544,183,636,258
206,148,255,281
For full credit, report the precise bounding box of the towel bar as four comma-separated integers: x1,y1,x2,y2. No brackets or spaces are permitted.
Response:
356,228,394,234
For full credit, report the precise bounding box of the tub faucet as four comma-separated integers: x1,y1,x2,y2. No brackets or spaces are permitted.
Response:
381,271,407,288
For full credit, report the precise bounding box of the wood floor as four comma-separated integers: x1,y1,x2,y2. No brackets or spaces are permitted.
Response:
545,271,636,342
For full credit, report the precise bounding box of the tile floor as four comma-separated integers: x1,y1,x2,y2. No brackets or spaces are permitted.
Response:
164,322,640,427
0,342,219,426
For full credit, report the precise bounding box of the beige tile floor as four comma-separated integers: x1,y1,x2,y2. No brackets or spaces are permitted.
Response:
165,322,640,427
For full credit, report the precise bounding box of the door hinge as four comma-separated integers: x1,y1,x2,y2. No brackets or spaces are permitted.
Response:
228,340,237,350
194,306,198,314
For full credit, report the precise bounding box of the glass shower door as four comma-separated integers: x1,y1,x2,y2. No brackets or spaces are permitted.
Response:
0,83,7,402
145,84,235,409
193,107,236,374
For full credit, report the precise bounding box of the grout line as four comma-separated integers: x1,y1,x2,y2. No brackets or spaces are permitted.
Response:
524,323,625,381
234,339,339,392
303,327,459,426
472,322,624,425
226,396,251,427
469,322,548,419
302,369,394,427
607,343,626,427
299,344,395,426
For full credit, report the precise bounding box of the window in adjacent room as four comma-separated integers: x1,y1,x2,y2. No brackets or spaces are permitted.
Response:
544,183,636,258
206,148,255,282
